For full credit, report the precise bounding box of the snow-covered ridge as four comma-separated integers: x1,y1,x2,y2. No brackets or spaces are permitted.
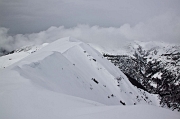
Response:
0,37,178,119
2,37,157,105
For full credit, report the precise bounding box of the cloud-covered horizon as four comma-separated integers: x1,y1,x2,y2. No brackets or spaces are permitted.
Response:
0,11,180,52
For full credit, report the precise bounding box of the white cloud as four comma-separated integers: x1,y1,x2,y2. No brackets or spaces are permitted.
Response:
0,11,179,52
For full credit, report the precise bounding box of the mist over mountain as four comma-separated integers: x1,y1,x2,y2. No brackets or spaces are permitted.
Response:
0,10,180,55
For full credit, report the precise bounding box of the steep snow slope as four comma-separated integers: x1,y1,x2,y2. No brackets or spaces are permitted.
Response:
92,40,180,111
0,37,178,119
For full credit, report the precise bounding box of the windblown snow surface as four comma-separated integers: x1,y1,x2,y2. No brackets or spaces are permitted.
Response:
0,37,179,119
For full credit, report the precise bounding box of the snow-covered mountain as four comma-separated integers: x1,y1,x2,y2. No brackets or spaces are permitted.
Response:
99,40,180,111
0,37,179,119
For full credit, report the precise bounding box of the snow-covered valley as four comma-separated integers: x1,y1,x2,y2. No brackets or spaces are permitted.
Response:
0,37,179,119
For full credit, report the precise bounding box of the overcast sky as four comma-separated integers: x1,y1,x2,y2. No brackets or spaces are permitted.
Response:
0,0,180,51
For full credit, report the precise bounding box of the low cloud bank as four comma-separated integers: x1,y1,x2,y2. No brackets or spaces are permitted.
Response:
0,11,179,52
